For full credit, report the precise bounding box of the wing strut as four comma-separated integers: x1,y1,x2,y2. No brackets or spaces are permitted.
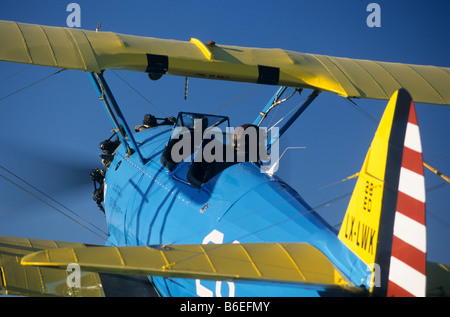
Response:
89,72,146,164
253,86,288,126
267,89,320,150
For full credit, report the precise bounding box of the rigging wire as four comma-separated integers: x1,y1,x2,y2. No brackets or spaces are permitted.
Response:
0,164,109,241
0,65,30,84
0,68,66,102
428,151,450,162
110,70,168,117
265,88,299,128
210,85,263,114
346,97,450,184
426,181,449,192
266,93,311,132
0,66,109,239
266,100,282,129
346,97,379,125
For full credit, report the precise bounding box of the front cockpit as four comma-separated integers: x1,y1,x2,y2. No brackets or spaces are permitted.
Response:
93,110,270,212
160,112,230,171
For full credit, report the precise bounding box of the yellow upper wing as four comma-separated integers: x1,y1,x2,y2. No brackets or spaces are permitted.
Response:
1,20,449,105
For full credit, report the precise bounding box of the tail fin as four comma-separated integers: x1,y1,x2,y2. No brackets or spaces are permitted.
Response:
338,89,426,297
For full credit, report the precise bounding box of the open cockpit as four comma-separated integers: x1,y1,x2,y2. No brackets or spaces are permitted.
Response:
160,112,269,188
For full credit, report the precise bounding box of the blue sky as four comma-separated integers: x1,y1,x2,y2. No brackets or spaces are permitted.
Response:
0,0,449,266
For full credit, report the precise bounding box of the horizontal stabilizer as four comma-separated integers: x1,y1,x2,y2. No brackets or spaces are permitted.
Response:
1,20,449,105
21,242,363,293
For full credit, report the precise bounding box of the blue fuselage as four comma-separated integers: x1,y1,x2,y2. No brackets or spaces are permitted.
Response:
103,125,367,296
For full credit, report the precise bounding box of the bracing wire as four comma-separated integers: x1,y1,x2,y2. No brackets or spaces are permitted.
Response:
267,93,311,132
428,151,450,162
0,68,66,102
346,97,379,125
265,88,299,128
346,97,450,183
211,85,264,114
0,65,30,84
110,70,168,117
0,164,109,241
0,66,110,241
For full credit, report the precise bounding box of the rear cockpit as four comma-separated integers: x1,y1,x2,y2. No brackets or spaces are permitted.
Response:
160,112,269,188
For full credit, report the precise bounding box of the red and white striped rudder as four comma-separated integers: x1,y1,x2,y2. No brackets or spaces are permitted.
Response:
387,102,426,297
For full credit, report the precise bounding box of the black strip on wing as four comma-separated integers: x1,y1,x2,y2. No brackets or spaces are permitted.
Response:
146,54,169,75
257,65,280,85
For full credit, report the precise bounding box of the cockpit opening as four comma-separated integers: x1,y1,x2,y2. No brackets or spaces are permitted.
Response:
161,112,269,188
161,112,230,170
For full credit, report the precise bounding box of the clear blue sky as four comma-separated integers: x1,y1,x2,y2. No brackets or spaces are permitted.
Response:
0,0,449,265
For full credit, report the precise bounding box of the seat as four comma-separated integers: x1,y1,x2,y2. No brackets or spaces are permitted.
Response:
160,130,195,170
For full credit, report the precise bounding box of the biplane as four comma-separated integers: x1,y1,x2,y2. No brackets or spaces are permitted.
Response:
0,20,449,297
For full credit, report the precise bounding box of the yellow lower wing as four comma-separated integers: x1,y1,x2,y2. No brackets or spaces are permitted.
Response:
2,235,448,296
20,242,358,292
0,236,104,296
